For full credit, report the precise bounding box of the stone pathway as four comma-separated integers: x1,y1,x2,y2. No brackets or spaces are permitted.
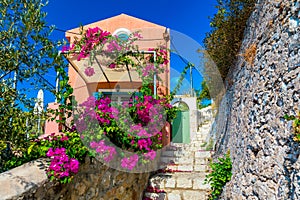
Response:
143,122,213,200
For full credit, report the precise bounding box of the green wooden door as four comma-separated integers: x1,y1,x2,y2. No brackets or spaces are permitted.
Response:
172,102,190,143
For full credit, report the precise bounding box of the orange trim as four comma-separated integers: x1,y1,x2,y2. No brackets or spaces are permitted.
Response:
96,82,143,90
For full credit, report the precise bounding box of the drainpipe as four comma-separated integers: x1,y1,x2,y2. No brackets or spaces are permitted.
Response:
55,71,59,103
163,28,170,95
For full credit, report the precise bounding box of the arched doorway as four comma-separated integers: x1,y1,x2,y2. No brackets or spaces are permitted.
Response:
172,101,190,143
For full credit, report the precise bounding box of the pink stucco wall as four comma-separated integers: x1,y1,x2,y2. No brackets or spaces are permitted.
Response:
66,14,170,105
44,102,62,136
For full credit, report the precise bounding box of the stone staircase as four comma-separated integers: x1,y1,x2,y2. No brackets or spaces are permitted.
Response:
143,122,213,200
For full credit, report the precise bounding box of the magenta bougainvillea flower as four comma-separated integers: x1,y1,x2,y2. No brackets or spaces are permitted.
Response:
107,40,122,52
143,150,156,161
84,66,95,77
46,147,80,180
108,63,117,69
121,154,139,170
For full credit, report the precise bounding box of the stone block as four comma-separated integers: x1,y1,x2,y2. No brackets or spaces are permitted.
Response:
176,177,192,188
194,165,208,172
177,165,193,172
182,190,206,200
168,192,181,200
195,158,207,165
165,177,176,188
193,178,210,190
195,151,211,158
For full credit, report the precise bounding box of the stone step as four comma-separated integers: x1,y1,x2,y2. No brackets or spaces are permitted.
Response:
143,122,213,200
161,164,209,173
166,189,208,200
159,156,209,166
160,156,194,165
161,149,213,159
195,151,213,158
160,151,211,161
166,146,211,153
198,127,211,132
162,146,214,156
161,150,194,157
148,173,210,191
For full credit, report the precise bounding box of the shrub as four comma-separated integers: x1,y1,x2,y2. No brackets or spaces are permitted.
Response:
27,131,90,184
76,93,177,171
0,0,65,173
204,0,256,80
205,151,232,200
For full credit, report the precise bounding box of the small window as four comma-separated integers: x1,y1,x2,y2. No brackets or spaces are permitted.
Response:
113,28,131,41
118,33,129,41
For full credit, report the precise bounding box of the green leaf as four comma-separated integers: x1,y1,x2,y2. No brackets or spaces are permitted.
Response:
27,144,35,155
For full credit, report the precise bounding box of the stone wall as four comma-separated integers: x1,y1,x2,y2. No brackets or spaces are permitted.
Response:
211,0,300,199
0,157,150,200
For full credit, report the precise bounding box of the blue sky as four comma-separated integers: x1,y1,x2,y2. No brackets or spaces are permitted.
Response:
45,0,217,45
39,0,217,104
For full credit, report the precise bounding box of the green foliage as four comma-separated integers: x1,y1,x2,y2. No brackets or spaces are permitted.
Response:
205,152,232,200
0,0,64,172
28,131,90,163
48,57,75,131
198,80,211,100
204,0,256,80
196,80,211,108
0,84,47,172
284,112,300,142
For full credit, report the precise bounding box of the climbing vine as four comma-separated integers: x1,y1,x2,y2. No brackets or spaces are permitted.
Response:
170,63,193,99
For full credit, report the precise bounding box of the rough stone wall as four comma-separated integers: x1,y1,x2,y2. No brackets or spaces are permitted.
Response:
1,157,150,200
212,0,300,199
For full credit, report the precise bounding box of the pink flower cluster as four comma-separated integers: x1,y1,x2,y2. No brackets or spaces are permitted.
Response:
133,32,143,39
90,140,116,162
106,40,122,52
70,27,110,61
129,124,152,137
121,154,139,170
143,150,156,160
148,47,169,66
46,148,80,179
77,94,174,170
108,63,117,69
137,138,152,150
135,95,164,125
84,66,95,77
76,96,98,132
95,97,119,124
142,64,156,77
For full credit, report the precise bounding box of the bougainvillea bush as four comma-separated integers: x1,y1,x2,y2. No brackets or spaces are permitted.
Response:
61,26,176,171
75,93,176,171
28,131,90,184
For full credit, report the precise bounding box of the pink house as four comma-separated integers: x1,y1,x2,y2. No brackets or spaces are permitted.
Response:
65,13,170,105
45,14,171,145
